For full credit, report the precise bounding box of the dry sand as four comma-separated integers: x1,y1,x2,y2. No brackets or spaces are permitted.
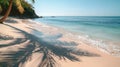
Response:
0,18,120,67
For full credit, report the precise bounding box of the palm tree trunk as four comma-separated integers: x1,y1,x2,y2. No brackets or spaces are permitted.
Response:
0,0,13,24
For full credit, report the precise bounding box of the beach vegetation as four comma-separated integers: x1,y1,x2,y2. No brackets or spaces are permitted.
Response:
0,0,37,24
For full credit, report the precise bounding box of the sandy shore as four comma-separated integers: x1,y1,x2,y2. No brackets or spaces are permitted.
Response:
0,18,120,67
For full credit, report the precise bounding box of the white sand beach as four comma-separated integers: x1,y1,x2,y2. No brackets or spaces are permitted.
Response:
0,18,120,67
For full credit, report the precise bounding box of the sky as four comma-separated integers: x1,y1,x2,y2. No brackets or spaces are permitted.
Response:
32,0,120,16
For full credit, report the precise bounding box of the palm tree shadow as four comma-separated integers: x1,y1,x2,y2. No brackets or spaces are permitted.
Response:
0,38,28,47
0,33,13,40
0,24,100,67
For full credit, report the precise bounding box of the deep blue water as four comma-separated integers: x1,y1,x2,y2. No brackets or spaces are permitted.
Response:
34,16,120,46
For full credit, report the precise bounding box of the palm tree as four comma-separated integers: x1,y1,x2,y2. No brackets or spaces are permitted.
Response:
0,0,35,24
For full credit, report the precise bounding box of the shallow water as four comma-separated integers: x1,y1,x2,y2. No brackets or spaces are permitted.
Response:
34,16,120,56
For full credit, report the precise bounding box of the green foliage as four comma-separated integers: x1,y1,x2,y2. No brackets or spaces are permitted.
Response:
0,0,9,9
0,0,9,6
0,5,2,13
0,0,39,18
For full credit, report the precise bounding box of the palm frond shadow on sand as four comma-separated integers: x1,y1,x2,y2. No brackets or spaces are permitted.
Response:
0,24,100,67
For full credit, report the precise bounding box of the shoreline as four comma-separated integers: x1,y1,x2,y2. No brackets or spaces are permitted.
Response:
0,17,120,67
29,19,120,56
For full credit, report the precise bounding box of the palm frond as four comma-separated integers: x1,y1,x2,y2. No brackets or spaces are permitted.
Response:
31,0,35,3
15,0,24,14
0,5,2,13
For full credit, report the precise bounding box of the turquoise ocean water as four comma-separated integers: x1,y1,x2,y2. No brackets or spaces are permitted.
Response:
34,16,120,55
